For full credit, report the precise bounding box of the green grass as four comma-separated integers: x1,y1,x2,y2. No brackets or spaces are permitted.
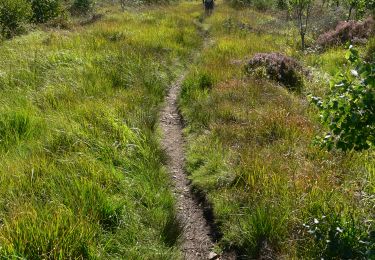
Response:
0,1,373,259
0,2,203,258
180,1,374,258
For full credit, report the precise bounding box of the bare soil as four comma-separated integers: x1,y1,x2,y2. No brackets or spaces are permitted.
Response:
159,75,217,259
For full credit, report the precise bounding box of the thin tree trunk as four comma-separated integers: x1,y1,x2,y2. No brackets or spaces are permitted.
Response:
298,5,305,50
348,5,353,20
301,32,305,50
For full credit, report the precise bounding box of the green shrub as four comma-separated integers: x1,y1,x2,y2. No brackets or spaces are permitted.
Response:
310,46,375,151
29,0,62,23
276,0,287,9
303,212,374,259
0,0,32,38
253,0,274,10
367,0,375,16
71,0,95,15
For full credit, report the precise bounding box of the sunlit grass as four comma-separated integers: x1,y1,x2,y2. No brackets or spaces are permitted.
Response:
180,1,374,258
0,2,202,258
0,0,373,258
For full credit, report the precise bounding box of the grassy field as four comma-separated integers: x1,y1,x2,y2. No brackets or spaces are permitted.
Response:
0,0,373,259
179,2,374,258
0,2,203,258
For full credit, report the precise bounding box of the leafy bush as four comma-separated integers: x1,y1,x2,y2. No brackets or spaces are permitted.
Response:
317,17,374,49
29,0,62,23
253,0,274,10
302,212,374,259
245,52,305,91
71,0,95,15
343,0,367,20
276,0,287,9
310,46,375,151
0,0,32,38
367,0,375,16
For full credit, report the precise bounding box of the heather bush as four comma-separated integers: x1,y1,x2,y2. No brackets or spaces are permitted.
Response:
245,53,305,91
0,0,32,38
317,17,374,49
309,5,347,37
29,0,62,23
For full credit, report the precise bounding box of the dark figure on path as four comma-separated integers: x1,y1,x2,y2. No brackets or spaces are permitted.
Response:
203,0,214,16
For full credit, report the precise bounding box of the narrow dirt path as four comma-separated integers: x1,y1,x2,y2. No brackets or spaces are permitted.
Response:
159,75,216,260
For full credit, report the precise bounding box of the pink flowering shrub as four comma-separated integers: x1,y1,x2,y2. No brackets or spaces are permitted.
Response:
317,17,374,48
245,53,305,91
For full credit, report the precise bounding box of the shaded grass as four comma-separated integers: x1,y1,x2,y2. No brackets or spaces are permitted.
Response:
180,1,374,258
0,2,203,258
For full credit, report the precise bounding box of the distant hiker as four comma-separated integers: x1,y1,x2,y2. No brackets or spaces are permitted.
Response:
203,0,214,16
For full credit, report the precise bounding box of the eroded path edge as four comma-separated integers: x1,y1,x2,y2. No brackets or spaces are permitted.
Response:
159,74,217,260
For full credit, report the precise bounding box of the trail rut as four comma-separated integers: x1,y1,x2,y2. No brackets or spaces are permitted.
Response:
159,74,220,259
